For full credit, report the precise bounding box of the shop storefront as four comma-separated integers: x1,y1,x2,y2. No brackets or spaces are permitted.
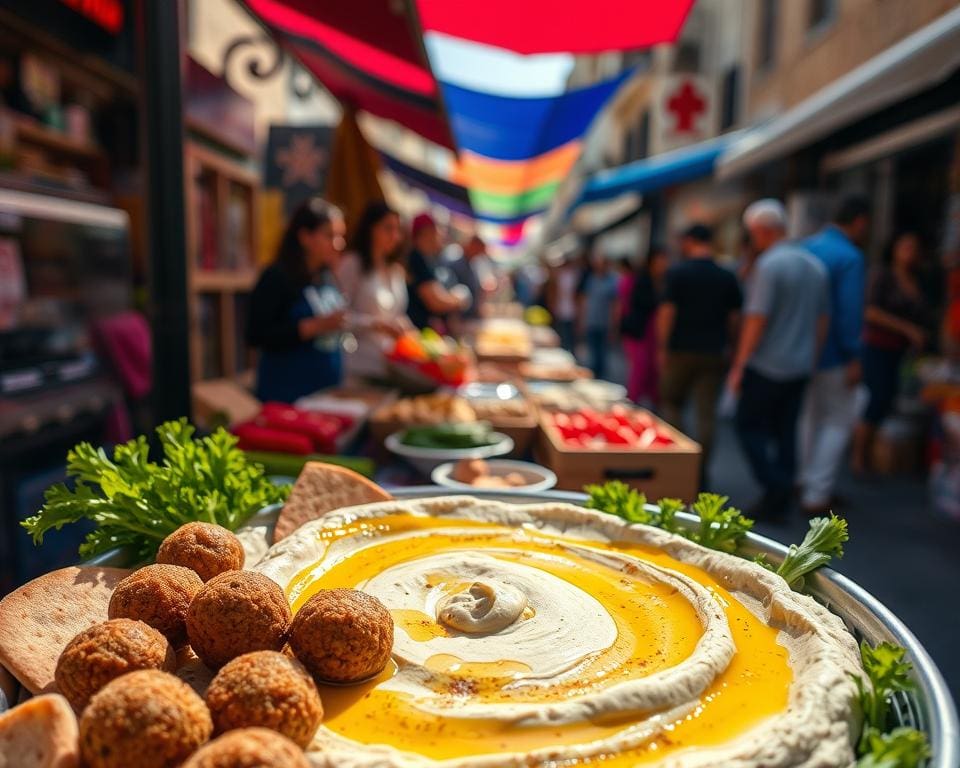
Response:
0,0,148,590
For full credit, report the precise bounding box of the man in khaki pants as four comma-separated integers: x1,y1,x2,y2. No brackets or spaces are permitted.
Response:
658,224,743,490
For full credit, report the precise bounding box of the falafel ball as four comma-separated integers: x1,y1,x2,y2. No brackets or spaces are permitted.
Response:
108,564,203,647
205,651,322,748
55,618,176,712
182,728,308,768
288,589,393,684
186,571,291,669
157,522,245,582
79,669,212,768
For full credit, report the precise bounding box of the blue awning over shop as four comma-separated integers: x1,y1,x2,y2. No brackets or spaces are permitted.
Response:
576,133,739,205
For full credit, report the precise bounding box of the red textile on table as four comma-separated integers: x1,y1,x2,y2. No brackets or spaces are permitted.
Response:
416,0,695,55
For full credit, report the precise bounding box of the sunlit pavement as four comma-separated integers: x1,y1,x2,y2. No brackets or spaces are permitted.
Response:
600,346,960,695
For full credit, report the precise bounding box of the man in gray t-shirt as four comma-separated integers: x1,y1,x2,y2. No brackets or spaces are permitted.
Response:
728,200,830,520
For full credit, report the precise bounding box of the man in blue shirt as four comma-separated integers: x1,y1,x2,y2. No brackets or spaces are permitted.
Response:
798,196,871,515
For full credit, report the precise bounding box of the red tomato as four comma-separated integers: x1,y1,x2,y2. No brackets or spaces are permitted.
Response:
637,427,658,449
652,434,676,447
571,414,589,433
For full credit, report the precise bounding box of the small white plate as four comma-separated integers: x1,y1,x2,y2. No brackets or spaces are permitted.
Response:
385,431,514,477
432,460,558,493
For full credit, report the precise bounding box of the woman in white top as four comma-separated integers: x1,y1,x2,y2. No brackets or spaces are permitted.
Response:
338,201,411,379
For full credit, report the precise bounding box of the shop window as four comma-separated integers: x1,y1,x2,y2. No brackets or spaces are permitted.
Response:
807,0,837,35
720,66,740,131
756,0,779,72
673,40,701,74
622,111,650,163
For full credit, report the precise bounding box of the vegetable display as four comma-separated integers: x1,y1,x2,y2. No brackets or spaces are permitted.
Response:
22,419,289,561
549,408,676,449
583,480,931,767
389,329,470,386
400,422,499,450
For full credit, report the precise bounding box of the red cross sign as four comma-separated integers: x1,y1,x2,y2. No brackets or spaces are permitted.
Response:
666,80,707,134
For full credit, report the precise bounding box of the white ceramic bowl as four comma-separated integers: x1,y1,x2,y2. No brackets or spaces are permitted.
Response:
385,430,514,477
432,459,558,493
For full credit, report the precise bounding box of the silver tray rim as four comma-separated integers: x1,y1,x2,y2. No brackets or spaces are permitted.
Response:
4,486,957,767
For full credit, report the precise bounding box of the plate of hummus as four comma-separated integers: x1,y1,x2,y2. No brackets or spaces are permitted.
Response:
1,464,956,768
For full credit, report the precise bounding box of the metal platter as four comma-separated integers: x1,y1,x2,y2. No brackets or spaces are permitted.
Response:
2,486,956,767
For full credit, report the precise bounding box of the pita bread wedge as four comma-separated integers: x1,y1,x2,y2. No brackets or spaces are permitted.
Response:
0,693,78,768
0,566,131,694
273,463,392,543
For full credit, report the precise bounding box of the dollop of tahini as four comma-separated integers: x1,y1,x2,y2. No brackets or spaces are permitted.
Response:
436,579,527,634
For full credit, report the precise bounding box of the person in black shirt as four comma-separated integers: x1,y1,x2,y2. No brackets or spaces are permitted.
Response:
657,224,743,488
247,198,348,403
405,213,469,331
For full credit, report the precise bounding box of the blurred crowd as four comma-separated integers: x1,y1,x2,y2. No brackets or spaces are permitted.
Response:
246,193,947,523
246,199,503,404
545,196,936,521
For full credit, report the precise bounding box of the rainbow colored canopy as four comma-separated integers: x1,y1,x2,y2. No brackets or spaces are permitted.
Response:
239,0,694,237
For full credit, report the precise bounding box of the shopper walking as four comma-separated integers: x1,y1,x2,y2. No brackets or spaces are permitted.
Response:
621,247,669,408
728,200,830,520
337,201,411,381
798,196,870,514
549,256,582,352
406,213,469,332
248,198,348,403
577,252,620,380
658,224,742,488
852,231,928,474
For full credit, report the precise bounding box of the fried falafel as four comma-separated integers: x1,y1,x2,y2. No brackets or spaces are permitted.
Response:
108,564,203,647
78,669,212,768
288,589,393,684
205,651,322,748
186,572,291,669
55,619,176,712
157,522,245,582
181,728,308,768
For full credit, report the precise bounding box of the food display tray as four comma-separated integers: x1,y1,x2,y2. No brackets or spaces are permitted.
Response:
3,488,956,768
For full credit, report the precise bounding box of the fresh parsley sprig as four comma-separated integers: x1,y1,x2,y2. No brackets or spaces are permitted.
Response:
22,419,289,561
854,642,930,766
857,727,932,768
585,483,751,553
775,514,849,588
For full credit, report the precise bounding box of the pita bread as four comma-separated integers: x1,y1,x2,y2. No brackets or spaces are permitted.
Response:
0,567,131,694
273,463,392,543
0,693,78,768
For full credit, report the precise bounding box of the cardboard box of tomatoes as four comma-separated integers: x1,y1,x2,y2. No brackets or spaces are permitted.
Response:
536,405,702,501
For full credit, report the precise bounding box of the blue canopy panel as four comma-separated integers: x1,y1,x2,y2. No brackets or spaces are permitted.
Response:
577,133,738,205
441,70,633,162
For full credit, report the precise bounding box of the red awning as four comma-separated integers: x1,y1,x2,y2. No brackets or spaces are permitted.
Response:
415,0,696,55
241,0,455,148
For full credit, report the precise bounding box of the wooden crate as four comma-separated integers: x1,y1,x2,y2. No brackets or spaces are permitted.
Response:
535,410,702,501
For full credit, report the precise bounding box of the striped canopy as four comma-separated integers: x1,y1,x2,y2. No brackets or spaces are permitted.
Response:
239,0,694,240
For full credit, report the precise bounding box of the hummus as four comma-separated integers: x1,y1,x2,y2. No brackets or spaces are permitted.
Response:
252,497,862,768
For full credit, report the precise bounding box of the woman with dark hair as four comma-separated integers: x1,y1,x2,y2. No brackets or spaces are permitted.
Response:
247,198,348,403
852,231,927,473
621,246,670,406
337,201,410,380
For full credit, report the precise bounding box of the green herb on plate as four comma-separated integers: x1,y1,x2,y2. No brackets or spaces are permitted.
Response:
854,642,930,766
585,483,751,553
22,419,289,562
775,514,849,588
401,422,498,450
